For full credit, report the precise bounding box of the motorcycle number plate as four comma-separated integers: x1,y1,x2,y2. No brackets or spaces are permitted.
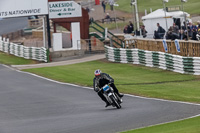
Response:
103,85,109,91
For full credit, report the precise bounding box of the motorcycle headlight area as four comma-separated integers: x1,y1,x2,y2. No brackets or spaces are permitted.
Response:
103,85,109,91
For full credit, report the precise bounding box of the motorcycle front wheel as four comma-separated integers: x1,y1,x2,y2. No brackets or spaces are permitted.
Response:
109,95,121,109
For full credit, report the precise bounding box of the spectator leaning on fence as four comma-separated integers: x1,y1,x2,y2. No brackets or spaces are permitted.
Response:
141,25,147,38
154,23,165,39
170,23,179,40
128,21,134,34
179,29,187,40
191,23,198,40
123,25,129,34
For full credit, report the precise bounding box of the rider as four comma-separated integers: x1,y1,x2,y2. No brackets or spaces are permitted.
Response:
93,69,123,107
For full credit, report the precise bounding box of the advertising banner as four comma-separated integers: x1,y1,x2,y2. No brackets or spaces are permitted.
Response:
49,1,82,19
0,0,48,18
162,39,168,52
174,39,180,52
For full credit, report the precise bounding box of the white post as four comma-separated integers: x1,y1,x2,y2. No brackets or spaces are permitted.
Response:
71,22,81,50
105,28,108,39
163,0,168,32
135,0,140,31
181,0,189,40
43,16,47,48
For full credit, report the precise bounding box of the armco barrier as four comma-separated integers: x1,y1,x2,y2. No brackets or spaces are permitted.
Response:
105,45,200,75
0,36,48,62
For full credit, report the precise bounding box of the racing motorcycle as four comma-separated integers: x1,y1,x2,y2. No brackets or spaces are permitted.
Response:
100,83,122,109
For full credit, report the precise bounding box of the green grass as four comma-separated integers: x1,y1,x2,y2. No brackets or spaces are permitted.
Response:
0,52,38,65
115,0,200,15
23,60,200,103
122,116,200,133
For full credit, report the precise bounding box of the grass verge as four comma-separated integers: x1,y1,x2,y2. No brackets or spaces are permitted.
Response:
0,52,38,65
115,0,200,15
122,116,200,133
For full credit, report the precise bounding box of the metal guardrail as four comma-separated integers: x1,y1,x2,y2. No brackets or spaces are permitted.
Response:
90,21,124,48
95,17,125,23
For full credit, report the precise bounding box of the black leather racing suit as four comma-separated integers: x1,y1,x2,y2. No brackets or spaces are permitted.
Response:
93,73,121,104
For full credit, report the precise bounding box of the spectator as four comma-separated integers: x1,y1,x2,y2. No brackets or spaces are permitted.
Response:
108,0,114,11
89,17,94,24
123,25,129,34
188,22,193,38
181,21,187,31
197,21,200,29
192,26,198,40
166,26,173,40
154,23,165,39
141,25,147,38
86,7,90,13
105,13,110,19
104,13,111,23
191,23,198,31
171,23,179,40
127,21,134,34
101,1,106,13
179,29,187,40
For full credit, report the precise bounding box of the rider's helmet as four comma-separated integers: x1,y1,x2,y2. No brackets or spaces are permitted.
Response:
94,69,101,76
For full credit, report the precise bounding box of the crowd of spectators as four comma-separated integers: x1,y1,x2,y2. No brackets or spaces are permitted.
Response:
154,21,200,41
123,21,148,38
123,21,134,34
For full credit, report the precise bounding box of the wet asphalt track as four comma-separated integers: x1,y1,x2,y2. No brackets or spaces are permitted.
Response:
0,64,200,133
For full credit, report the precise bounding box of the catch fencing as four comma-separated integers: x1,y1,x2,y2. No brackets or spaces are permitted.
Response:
0,36,48,62
105,45,200,75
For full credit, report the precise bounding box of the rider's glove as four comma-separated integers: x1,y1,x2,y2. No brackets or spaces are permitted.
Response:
110,79,114,83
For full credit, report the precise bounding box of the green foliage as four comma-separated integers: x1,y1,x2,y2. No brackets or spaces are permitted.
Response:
0,52,38,65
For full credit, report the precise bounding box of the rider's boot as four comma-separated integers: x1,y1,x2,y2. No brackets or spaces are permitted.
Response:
105,102,111,107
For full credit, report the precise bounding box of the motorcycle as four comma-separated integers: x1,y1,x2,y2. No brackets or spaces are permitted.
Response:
100,83,122,109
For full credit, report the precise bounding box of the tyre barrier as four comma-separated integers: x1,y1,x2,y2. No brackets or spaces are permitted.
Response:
0,36,48,62
105,45,200,75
